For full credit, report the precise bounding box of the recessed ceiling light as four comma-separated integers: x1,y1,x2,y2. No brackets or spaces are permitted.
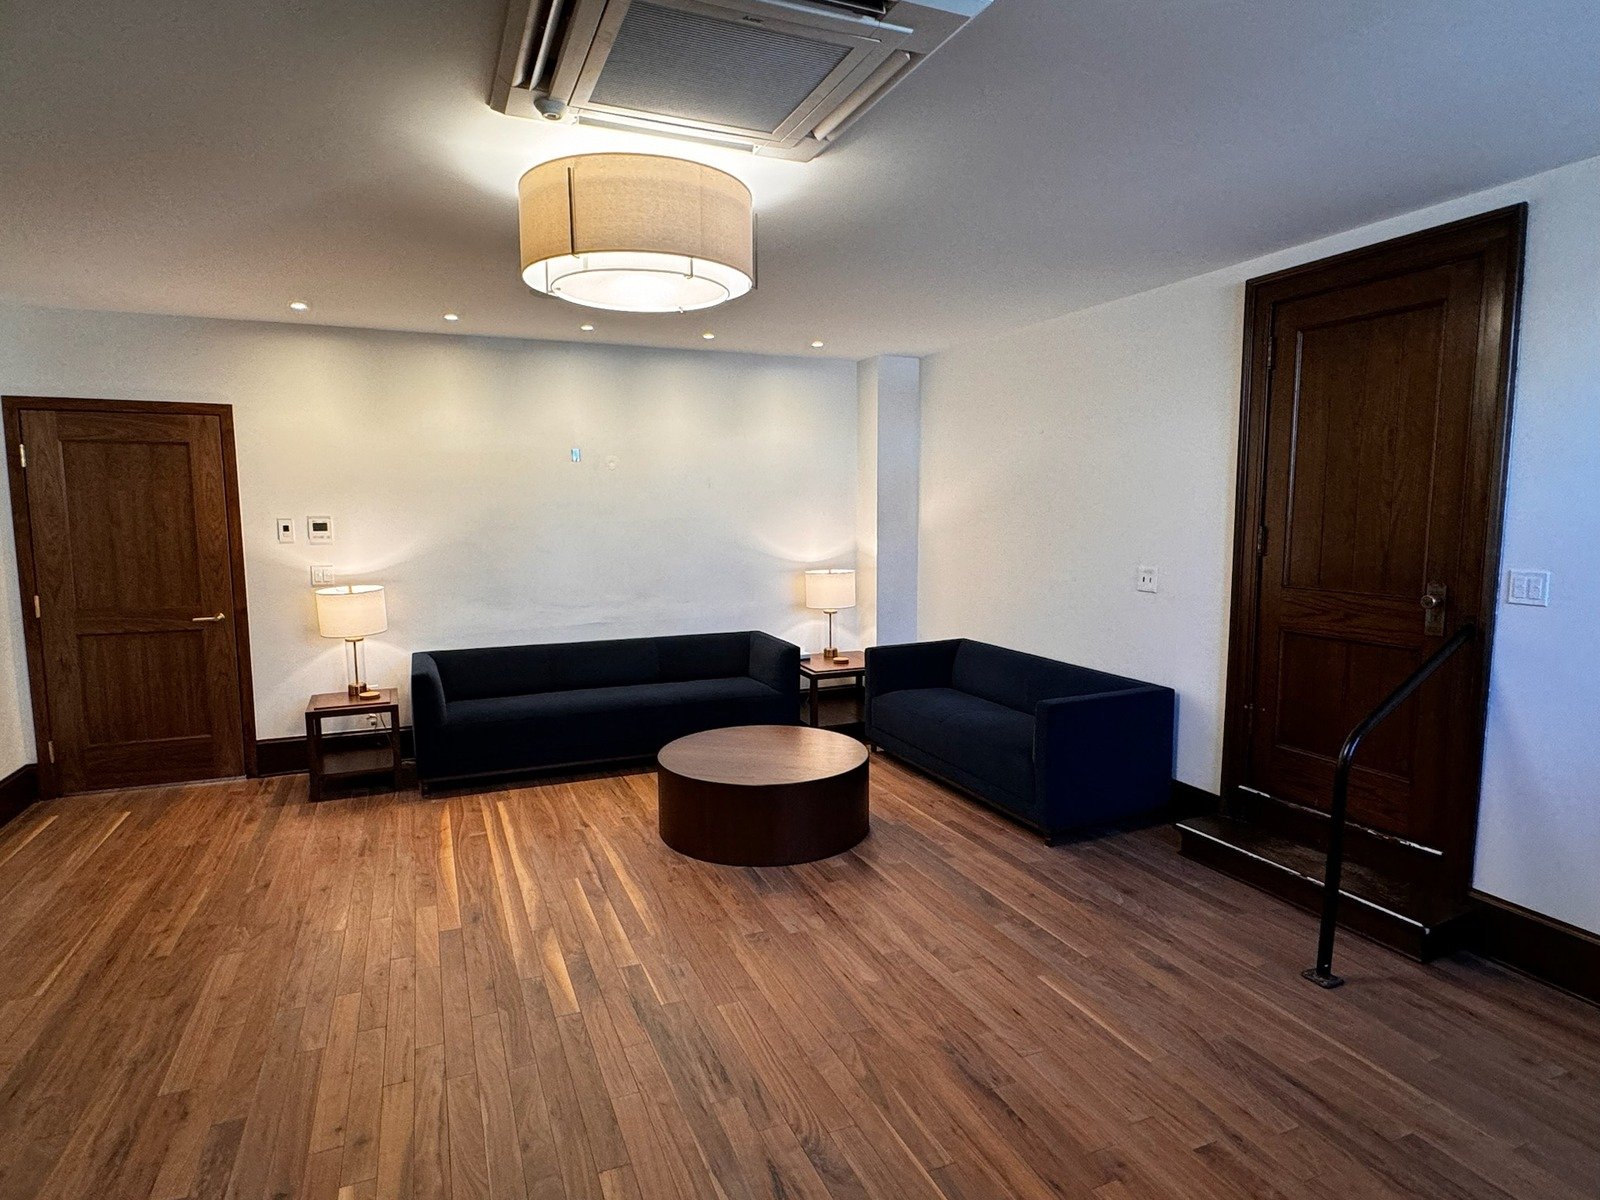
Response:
580,323,595,332
701,331,716,340
288,300,310,312
810,340,825,348
443,312,460,322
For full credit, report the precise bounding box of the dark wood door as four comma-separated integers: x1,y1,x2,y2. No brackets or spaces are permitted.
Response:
16,406,248,792
1228,209,1522,860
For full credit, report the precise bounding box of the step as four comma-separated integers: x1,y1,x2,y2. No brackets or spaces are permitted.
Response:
1176,814,1473,961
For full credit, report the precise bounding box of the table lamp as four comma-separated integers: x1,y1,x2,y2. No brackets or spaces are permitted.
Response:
803,568,855,662
315,584,387,699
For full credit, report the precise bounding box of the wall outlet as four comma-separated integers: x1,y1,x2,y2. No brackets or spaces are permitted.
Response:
1137,565,1159,593
310,565,336,587
275,517,295,543
1507,569,1550,607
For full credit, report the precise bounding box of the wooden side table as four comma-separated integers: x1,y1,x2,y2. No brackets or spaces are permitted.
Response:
799,650,866,729
304,688,402,801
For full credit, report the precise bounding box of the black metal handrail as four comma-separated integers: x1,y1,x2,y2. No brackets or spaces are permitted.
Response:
1302,622,1477,989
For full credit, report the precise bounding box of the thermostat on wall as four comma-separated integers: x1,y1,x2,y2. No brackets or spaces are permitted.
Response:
307,516,334,544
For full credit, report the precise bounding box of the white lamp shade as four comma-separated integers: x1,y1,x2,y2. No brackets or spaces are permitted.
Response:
804,569,856,611
519,154,755,314
315,585,387,639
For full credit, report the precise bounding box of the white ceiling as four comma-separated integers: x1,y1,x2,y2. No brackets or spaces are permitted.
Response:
3,1,1599,360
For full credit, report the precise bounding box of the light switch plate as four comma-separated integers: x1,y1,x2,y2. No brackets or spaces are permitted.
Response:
275,517,295,543
1136,565,1159,594
310,565,336,587
1506,569,1550,607
307,516,334,544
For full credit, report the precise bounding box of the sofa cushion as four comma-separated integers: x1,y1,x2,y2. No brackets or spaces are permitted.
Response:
547,638,661,691
656,632,752,682
951,642,1030,711
431,636,664,700
952,639,1157,711
446,676,776,727
432,643,556,701
871,687,1035,805
438,676,791,776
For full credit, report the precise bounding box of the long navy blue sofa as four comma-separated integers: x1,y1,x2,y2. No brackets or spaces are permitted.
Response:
412,631,799,790
865,639,1175,842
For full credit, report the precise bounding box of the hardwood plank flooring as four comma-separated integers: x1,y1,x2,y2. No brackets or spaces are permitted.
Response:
0,760,1594,1199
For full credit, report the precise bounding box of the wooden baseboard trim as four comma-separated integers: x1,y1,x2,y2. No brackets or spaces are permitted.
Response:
1169,780,1219,819
0,763,40,828
256,729,416,777
1470,893,1600,1007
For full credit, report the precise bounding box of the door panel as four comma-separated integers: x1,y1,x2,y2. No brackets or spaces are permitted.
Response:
20,408,245,792
1231,211,1521,863
1283,303,1446,597
61,439,206,611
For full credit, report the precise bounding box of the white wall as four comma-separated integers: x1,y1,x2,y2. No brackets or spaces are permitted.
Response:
0,306,859,756
920,153,1600,934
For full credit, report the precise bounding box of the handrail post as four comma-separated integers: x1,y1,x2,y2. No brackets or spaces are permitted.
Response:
1301,623,1475,990
1302,750,1355,988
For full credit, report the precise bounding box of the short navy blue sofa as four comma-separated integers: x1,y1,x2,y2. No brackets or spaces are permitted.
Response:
865,639,1175,842
412,631,799,790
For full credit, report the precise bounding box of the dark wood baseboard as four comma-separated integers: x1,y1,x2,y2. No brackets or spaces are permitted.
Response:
256,729,415,776
0,762,40,828
1470,893,1600,1007
1169,780,1219,819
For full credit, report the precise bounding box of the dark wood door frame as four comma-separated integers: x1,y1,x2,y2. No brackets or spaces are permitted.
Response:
1221,206,1526,893
3,396,258,795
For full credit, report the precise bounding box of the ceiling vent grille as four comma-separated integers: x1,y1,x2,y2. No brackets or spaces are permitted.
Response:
490,0,991,160
590,2,853,132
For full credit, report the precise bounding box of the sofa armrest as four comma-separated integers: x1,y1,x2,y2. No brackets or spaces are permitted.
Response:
749,631,800,699
1033,686,1176,832
411,653,448,765
865,640,960,703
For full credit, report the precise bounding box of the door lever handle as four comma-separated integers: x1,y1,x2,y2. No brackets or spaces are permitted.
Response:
191,612,227,622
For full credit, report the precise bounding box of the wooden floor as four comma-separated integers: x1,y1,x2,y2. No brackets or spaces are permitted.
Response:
0,759,1595,1200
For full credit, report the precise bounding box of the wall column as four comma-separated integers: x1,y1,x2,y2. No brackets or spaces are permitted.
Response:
856,355,921,647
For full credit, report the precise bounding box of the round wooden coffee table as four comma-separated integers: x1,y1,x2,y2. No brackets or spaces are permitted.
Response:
657,725,870,866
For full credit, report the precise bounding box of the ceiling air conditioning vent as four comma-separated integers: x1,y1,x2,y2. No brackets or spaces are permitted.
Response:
490,0,992,160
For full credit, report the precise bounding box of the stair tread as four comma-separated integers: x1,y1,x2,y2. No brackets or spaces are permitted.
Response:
1177,814,1465,929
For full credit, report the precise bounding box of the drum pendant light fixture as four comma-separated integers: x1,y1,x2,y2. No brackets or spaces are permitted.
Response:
519,153,754,314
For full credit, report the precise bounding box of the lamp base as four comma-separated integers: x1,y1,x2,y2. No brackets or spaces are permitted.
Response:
344,638,379,701
822,609,842,664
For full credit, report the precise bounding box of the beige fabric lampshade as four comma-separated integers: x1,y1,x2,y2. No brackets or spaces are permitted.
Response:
804,569,856,611
315,585,388,639
519,153,754,313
